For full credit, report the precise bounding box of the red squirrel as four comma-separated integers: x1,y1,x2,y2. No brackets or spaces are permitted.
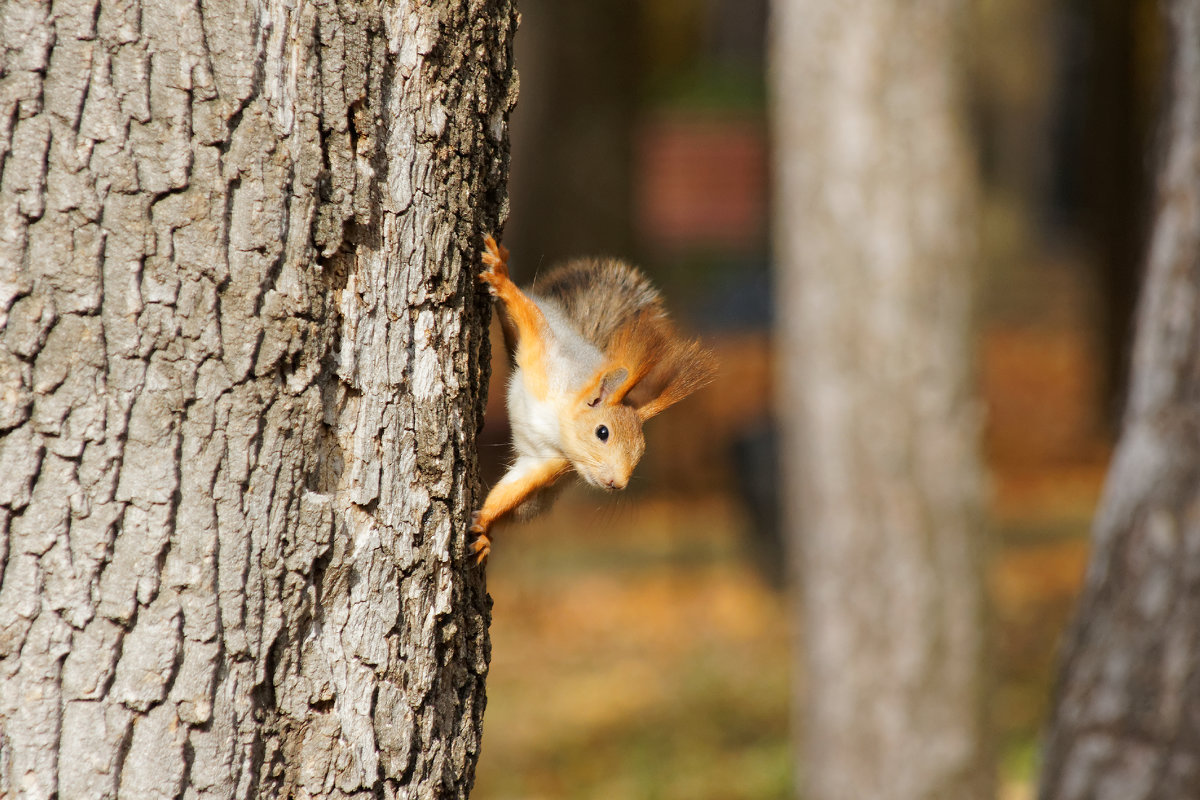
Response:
471,236,717,562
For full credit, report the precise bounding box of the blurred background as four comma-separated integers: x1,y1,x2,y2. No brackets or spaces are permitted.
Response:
473,1,1162,798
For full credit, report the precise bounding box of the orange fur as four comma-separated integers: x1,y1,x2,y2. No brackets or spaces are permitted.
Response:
469,457,570,562
481,236,552,401
602,309,717,419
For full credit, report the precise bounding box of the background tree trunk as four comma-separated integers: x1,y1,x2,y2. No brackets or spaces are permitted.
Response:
1039,3,1200,797
503,0,636,266
771,1,990,798
0,0,515,797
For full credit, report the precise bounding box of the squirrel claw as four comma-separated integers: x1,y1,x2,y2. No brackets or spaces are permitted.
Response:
480,235,510,292
482,235,510,268
469,532,491,564
469,513,491,564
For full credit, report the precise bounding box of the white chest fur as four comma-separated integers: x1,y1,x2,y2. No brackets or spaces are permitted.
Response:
507,373,563,459
505,294,604,461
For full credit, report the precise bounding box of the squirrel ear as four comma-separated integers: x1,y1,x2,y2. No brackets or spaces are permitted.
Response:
585,367,630,407
633,344,719,421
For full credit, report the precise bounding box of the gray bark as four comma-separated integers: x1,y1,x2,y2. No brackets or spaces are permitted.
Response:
1039,3,1200,798
771,1,990,798
0,0,516,797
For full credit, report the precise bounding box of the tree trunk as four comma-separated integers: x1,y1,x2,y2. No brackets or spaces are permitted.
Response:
1039,3,1200,798
504,0,636,265
771,2,990,799
1082,0,1152,422
0,0,515,797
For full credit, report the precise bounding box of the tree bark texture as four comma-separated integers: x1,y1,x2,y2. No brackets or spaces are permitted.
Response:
1039,3,1200,798
0,0,516,797
771,2,990,799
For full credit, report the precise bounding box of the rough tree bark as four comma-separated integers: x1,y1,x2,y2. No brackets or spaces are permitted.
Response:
771,1,990,799
1039,3,1200,798
0,0,516,797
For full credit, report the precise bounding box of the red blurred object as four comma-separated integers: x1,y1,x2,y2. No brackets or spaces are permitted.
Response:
635,114,766,250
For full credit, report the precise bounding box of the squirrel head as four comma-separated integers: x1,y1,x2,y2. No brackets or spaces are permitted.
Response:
562,367,646,491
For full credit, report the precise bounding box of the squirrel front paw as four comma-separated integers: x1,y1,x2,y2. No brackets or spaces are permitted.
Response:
469,512,492,564
479,235,510,297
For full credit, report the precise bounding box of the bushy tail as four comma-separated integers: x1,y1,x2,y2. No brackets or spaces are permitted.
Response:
533,258,661,349
535,256,717,419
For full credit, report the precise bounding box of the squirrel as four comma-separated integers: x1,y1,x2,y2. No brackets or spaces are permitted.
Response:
470,235,717,563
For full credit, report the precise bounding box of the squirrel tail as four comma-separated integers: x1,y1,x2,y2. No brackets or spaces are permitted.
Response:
535,257,717,418
533,258,661,349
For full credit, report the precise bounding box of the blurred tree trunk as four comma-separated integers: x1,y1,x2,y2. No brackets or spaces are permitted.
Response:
771,2,990,799
503,0,637,266
0,0,514,797
1039,3,1200,798
1078,0,1157,424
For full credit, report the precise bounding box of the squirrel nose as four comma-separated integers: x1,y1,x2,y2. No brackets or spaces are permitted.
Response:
605,477,626,490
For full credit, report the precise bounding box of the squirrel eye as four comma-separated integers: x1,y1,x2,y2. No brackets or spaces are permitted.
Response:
595,424,609,442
